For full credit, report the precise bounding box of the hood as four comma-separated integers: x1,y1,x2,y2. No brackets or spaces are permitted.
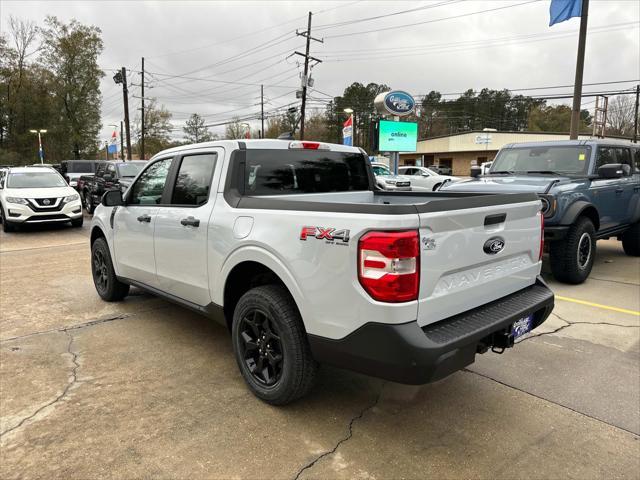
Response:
5,186,77,198
442,174,571,194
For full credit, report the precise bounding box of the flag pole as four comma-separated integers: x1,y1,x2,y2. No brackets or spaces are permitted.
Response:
569,0,589,139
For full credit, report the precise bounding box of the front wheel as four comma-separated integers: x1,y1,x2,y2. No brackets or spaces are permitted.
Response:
84,191,95,214
432,183,442,191
0,205,15,233
549,217,596,284
232,285,318,405
621,222,640,256
91,237,130,301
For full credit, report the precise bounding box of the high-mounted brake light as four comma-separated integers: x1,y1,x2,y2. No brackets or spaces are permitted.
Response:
358,230,420,303
288,141,330,151
538,213,544,262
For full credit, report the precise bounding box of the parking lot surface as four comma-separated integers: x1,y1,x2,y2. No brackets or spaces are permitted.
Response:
1,216,639,479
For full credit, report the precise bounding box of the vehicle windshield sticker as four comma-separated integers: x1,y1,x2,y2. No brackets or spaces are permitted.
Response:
578,153,586,161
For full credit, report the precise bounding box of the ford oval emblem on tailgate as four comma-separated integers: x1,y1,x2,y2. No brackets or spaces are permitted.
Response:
483,237,505,254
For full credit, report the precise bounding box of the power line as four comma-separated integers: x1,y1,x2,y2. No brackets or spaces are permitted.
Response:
314,0,462,31
324,0,543,39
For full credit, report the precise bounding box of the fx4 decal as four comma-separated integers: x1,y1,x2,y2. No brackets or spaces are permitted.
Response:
300,226,350,243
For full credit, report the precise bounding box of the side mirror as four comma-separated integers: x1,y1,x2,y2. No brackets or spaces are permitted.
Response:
102,189,124,207
470,166,482,178
597,163,624,179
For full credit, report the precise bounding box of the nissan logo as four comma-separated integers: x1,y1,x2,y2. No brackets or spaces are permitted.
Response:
42,199,51,205
483,237,505,255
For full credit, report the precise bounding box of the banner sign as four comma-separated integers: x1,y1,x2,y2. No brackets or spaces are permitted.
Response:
342,115,353,146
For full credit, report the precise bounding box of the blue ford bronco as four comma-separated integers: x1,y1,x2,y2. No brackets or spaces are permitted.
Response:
443,139,640,284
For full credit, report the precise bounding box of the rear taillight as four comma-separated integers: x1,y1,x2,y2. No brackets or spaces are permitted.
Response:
358,230,420,303
538,213,544,261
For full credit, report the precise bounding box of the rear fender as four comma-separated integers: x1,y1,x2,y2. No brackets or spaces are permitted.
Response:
216,245,306,321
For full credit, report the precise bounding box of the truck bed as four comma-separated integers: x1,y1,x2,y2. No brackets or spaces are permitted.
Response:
227,190,539,215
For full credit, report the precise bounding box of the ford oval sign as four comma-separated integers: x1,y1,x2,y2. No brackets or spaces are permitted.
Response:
483,237,505,255
374,90,415,117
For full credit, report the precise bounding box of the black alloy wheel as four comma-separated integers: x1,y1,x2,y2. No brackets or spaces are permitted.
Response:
238,309,284,387
92,247,109,294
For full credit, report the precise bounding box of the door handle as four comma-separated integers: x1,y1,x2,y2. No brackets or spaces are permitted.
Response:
180,216,200,227
615,188,624,195
137,214,151,223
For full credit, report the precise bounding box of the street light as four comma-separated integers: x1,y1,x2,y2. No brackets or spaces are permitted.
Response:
29,129,47,164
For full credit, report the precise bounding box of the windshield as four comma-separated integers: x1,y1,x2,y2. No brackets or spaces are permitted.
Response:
491,146,591,175
372,165,391,176
7,171,68,188
245,150,370,195
64,161,95,173
117,162,144,177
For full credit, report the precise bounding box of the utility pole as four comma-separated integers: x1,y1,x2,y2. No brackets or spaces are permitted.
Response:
569,0,589,139
113,67,133,160
120,120,125,160
141,57,146,160
295,12,323,140
261,84,264,139
633,84,639,143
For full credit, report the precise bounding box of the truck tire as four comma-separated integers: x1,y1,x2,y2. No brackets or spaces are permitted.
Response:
91,237,130,301
84,191,95,214
432,183,442,191
549,217,596,284
231,285,318,405
621,222,640,256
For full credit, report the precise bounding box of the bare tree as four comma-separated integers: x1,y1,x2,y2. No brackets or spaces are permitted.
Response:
606,95,636,136
225,117,247,139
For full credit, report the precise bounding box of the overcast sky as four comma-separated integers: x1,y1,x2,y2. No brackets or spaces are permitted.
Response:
1,0,639,143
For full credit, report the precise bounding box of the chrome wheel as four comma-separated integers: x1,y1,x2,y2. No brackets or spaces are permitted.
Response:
577,232,592,269
238,309,283,387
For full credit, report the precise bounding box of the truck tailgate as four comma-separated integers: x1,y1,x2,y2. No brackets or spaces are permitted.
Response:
417,199,542,327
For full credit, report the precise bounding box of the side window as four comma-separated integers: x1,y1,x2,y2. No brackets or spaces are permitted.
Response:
0,170,5,189
129,158,173,205
634,150,640,172
615,148,632,168
596,147,616,168
171,154,217,206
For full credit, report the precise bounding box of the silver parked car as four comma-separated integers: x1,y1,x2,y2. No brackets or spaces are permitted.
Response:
398,166,460,191
371,162,411,191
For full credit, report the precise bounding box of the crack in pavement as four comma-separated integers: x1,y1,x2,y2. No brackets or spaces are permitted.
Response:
0,329,81,439
0,303,172,344
517,312,639,344
292,384,385,480
462,369,640,438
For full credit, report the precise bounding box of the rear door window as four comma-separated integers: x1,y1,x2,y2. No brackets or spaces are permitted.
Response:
171,154,217,206
245,150,369,195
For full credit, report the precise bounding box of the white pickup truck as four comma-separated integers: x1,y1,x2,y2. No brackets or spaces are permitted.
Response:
90,139,554,405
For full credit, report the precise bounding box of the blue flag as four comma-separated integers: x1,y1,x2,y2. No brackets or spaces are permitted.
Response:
549,0,582,26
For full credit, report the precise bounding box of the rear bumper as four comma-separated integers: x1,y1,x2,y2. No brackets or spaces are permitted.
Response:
308,276,554,385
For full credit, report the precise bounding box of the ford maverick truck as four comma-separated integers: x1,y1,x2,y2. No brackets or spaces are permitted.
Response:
90,139,553,404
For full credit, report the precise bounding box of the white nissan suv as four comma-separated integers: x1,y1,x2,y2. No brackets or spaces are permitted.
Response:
0,166,83,232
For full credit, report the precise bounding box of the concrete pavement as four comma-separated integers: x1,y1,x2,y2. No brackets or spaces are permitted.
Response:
1,219,638,479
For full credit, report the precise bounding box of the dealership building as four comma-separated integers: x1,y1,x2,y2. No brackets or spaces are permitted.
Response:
398,130,631,176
